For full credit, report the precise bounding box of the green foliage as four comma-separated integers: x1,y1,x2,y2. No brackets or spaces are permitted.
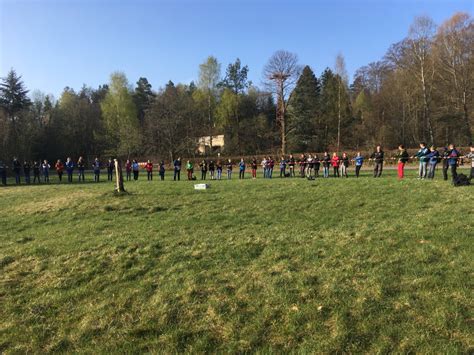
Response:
101,72,140,157
133,77,155,124
288,65,321,152
320,68,352,149
221,58,250,94
0,69,31,120
0,169,472,352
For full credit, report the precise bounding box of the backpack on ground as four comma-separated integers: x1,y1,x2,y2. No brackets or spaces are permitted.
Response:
452,174,470,187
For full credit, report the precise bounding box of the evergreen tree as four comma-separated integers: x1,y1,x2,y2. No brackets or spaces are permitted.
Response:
288,65,321,152
0,69,31,121
133,77,155,124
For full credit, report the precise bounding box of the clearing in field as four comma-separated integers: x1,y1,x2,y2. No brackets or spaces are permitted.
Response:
0,170,473,353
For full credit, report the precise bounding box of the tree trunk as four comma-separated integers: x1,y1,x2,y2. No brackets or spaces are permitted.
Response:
208,92,213,152
462,91,472,144
337,79,341,152
114,159,125,193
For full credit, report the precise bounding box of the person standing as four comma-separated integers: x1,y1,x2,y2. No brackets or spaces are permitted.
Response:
42,160,51,183
33,161,41,183
314,155,321,178
125,160,132,181
65,157,74,183
426,146,440,179
331,153,340,177
145,160,153,181
322,152,330,178
251,158,257,179
55,159,64,182
305,154,314,178
239,158,246,179
92,158,101,182
279,157,287,178
395,145,409,179
267,157,274,179
77,156,85,182
261,157,267,178
0,160,7,185
186,160,194,180
340,153,349,178
216,160,223,180
298,154,306,178
288,154,295,177
200,160,208,180
107,158,114,181
173,157,181,181
208,160,215,180
441,147,450,181
226,159,233,180
354,152,364,178
413,142,430,179
23,160,31,184
159,160,166,180
370,146,384,178
447,144,460,180
465,144,474,179
12,157,21,184
132,160,140,180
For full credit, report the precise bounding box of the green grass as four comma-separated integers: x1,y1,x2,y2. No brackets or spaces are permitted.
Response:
1,169,473,353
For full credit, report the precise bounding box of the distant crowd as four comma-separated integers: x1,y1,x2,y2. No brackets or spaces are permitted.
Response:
1,143,473,186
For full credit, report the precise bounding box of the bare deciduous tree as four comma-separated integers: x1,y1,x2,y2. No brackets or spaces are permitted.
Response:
263,50,301,154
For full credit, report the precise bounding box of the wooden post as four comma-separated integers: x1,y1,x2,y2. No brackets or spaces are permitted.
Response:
114,159,125,193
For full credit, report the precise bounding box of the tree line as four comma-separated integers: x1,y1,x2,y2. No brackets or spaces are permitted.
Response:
0,12,472,163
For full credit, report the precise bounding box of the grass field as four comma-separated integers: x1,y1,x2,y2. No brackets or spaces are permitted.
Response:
1,169,473,353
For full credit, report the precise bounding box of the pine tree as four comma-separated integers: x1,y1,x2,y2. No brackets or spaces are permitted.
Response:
0,69,31,121
288,65,321,152
133,77,155,124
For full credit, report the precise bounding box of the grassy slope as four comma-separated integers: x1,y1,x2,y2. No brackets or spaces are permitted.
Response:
0,169,473,353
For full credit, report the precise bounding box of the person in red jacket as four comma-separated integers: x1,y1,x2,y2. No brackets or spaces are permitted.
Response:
125,160,132,181
55,159,64,182
331,152,340,177
145,160,153,181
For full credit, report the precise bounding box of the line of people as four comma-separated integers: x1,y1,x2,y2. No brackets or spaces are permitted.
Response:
1,144,472,186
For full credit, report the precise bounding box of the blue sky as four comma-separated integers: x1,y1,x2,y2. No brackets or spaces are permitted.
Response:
1,0,472,98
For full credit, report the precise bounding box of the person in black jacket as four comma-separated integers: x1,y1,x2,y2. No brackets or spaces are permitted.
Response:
370,146,384,178
107,158,114,181
200,160,208,180
0,160,7,185
441,146,450,181
23,160,31,184
33,161,41,183
12,158,21,184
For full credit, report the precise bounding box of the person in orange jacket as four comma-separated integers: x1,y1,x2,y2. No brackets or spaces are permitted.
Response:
145,160,153,181
55,159,64,182
331,152,340,177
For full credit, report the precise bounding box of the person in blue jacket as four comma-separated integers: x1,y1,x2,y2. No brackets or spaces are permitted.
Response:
132,160,140,180
447,144,460,180
92,158,101,182
65,157,74,183
239,158,246,179
353,152,364,178
413,142,430,179
426,146,440,179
